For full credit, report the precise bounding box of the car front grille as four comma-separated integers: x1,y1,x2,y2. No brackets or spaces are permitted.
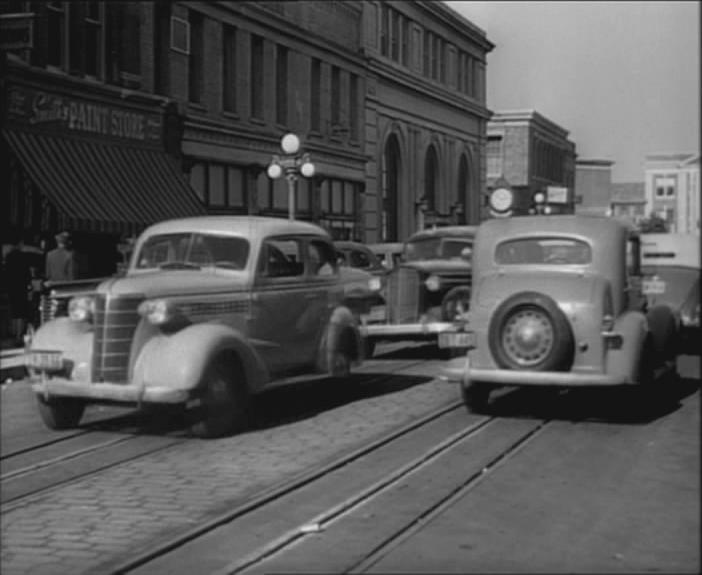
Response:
92,294,143,383
388,267,422,323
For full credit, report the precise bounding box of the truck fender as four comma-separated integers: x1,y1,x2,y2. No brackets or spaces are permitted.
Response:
605,311,647,383
316,306,362,373
132,323,269,396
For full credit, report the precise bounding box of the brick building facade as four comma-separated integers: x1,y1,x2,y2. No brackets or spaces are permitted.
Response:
1,1,493,253
486,110,576,216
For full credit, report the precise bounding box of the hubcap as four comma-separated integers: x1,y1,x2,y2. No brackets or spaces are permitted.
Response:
501,308,553,367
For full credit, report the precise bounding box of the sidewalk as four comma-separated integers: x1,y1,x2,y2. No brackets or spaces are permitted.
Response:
0,342,27,382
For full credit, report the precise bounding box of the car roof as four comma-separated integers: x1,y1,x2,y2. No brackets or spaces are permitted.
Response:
141,216,330,239
408,225,478,241
334,241,370,251
477,215,629,242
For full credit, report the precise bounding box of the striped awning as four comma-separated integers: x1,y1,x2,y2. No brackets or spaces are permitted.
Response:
4,129,205,233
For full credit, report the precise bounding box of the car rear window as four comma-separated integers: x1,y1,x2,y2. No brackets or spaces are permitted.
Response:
495,237,591,265
405,237,473,261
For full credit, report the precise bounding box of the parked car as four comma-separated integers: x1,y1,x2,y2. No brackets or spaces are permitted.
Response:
361,226,476,356
26,216,374,437
367,242,405,270
334,240,388,327
441,205,680,412
640,233,700,354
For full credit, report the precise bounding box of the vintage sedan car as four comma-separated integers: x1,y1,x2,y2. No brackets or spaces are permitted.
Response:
442,211,680,412
641,233,700,354
361,226,476,355
334,241,388,277
26,216,374,437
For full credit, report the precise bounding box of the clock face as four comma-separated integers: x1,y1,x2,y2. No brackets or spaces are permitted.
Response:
491,188,513,212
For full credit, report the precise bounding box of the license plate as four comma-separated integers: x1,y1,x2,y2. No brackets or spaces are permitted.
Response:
438,331,474,349
27,350,63,371
642,278,666,295
361,305,386,324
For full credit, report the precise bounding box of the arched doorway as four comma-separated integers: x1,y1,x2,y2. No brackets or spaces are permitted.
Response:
381,135,401,241
424,145,439,212
456,154,469,224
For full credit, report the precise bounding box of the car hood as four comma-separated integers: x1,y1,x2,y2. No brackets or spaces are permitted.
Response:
399,260,471,275
96,269,249,298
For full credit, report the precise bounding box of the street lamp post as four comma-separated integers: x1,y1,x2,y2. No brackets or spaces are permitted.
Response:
267,133,315,221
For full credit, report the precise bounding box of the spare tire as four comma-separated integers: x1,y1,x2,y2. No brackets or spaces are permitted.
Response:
489,291,574,372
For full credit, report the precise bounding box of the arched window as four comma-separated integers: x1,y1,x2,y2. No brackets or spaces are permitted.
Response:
382,135,401,241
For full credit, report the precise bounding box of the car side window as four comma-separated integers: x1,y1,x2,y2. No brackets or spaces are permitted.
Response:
308,239,336,276
349,249,371,269
258,238,304,278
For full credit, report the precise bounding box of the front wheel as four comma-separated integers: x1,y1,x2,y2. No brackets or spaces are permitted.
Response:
190,356,250,438
36,395,85,429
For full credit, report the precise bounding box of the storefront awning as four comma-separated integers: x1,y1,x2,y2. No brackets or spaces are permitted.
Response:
3,129,205,233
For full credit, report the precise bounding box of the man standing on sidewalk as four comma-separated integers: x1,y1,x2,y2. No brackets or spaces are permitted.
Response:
45,231,76,284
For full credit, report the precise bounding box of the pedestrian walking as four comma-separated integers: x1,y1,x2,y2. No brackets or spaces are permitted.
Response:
4,234,31,345
45,231,76,284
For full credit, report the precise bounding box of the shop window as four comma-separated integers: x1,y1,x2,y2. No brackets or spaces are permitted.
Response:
272,177,287,210
297,178,311,214
227,167,245,207
250,34,264,120
223,24,237,113
344,182,355,214
188,10,203,104
320,179,330,213
190,163,206,203
331,180,343,214
209,165,225,206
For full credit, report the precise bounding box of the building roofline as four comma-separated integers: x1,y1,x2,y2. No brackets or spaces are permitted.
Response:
488,109,570,138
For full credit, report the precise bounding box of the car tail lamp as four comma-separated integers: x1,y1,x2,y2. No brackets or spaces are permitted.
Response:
138,299,179,326
68,296,95,323
425,274,441,292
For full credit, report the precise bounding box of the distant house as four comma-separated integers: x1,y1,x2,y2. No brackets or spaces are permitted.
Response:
610,182,646,227
644,153,700,235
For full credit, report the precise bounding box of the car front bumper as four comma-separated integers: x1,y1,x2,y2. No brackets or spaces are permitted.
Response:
361,321,456,339
31,376,190,404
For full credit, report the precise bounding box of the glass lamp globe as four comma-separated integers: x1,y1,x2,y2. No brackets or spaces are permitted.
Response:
281,133,300,155
267,163,283,179
300,161,315,178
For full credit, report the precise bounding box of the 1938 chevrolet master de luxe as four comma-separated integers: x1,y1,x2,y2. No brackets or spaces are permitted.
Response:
26,216,375,437
442,214,680,412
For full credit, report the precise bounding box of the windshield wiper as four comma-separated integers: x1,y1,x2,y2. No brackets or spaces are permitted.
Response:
159,262,201,270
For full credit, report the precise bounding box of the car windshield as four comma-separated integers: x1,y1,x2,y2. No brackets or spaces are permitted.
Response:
135,233,250,270
495,237,592,265
405,237,473,262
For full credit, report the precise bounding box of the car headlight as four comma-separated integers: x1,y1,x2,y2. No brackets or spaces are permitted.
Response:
68,296,95,323
368,277,382,292
425,274,441,292
138,299,179,326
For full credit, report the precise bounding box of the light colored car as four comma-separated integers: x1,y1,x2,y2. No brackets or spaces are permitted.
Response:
442,203,680,412
641,233,700,354
361,226,476,355
26,216,376,437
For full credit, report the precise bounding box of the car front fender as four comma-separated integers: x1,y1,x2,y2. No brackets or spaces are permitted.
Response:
132,323,269,395
28,317,94,376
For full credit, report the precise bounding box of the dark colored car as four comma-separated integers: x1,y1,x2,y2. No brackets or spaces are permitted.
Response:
360,226,476,355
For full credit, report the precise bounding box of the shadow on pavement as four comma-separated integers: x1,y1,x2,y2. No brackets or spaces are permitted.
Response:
482,375,700,425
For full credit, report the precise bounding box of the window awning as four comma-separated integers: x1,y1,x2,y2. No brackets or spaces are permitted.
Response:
3,129,205,234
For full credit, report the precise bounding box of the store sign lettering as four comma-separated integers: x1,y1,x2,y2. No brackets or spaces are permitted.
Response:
7,86,161,143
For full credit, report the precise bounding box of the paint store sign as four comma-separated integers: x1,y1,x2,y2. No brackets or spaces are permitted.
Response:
6,85,162,143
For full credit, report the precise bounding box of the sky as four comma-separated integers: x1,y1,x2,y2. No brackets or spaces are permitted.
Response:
445,1,700,182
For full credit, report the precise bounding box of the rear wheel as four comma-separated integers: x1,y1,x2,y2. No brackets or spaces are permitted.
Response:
190,356,250,438
489,292,574,372
36,395,85,429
